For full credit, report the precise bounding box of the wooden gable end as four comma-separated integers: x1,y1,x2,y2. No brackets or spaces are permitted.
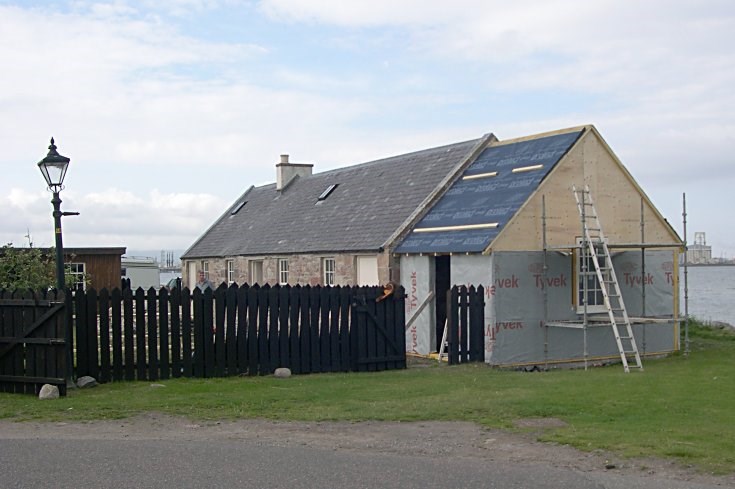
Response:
489,127,681,252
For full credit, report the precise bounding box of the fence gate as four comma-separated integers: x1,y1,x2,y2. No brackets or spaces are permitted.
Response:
447,285,485,365
351,288,406,371
0,290,68,396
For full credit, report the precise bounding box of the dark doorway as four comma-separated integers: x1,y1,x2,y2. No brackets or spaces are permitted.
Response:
434,255,450,351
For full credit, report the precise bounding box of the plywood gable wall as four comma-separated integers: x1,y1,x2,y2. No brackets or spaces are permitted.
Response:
491,129,680,251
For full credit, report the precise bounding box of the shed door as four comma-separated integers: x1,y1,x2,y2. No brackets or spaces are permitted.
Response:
357,256,380,285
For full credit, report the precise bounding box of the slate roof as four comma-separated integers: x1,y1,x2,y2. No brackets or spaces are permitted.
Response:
182,138,485,259
395,129,584,254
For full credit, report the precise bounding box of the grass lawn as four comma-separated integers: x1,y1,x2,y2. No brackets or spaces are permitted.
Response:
1,321,734,474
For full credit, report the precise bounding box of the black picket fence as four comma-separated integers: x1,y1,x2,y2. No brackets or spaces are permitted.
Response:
446,285,485,365
72,283,406,382
0,289,68,395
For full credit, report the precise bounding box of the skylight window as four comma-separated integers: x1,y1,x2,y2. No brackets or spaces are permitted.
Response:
318,184,338,201
230,201,247,215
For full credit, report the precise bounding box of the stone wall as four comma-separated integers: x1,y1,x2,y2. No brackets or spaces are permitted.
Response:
183,252,392,288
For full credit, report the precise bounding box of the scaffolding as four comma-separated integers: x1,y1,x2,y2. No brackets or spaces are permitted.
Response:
541,188,686,370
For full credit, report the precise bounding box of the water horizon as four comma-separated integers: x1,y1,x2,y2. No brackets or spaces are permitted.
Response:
680,265,735,326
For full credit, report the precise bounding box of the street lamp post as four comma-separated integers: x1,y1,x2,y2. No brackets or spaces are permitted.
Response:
37,138,71,290
37,138,78,389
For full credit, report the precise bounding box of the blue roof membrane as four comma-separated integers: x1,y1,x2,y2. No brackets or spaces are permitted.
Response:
395,130,583,254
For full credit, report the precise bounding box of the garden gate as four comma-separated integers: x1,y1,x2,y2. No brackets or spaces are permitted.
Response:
0,290,68,395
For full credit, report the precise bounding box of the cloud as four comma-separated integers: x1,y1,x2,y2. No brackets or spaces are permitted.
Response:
2,1,734,257
0,187,228,250
254,1,735,179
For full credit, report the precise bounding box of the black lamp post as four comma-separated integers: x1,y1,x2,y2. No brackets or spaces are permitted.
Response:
37,138,71,291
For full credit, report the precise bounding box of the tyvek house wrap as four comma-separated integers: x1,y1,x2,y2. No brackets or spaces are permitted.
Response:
400,250,676,364
401,255,435,355
612,251,677,354
489,251,677,366
450,255,495,360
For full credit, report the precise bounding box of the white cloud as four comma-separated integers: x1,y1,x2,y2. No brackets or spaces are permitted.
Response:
2,1,734,257
0,187,228,250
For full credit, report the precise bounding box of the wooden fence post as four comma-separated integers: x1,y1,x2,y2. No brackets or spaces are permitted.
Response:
214,285,226,377
123,288,134,381
99,288,111,383
226,284,238,376
258,285,270,376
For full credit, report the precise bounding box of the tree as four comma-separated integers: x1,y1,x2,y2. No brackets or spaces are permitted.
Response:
0,244,80,290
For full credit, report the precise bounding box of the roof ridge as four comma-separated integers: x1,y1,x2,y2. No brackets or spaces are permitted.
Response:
306,137,484,178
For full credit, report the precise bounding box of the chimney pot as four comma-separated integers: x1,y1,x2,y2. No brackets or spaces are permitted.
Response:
280,154,289,164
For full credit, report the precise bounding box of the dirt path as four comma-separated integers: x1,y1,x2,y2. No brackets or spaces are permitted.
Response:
1,413,732,487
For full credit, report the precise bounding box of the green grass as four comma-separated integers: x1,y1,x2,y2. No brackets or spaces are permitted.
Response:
2,320,734,474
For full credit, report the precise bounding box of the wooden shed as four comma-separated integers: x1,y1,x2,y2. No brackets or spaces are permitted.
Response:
64,247,126,290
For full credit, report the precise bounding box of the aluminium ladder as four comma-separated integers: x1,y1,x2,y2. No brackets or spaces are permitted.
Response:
572,185,643,373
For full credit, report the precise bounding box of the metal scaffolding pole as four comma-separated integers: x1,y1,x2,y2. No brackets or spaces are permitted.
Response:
640,196,647,354
580,190,589,371
682,193,690,355
542,195,549,369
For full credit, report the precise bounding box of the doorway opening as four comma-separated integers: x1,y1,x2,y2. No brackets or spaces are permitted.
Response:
434,255,450,351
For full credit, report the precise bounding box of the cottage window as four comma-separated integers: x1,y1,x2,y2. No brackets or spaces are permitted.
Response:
249,260,263,285
278,259,289,285
576,240,607,314
356,256,380,285
226,260,235,285
323,258,335,286
66,262,86,291
201,261,209,280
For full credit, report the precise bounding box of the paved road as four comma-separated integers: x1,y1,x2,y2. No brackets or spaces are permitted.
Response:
0,437,725,489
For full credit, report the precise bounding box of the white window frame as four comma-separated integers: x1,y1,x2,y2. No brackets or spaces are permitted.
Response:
278,259,289,285
356,255,380,286
226,260,234,285
66,262,86,291
201,260,209,280
323,258,335,286
249,260,263,285
576,239,607,314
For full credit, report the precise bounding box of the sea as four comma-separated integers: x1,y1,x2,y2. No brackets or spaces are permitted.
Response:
680,265,735,326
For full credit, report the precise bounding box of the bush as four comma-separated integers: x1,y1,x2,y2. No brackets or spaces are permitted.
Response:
0,244,57,290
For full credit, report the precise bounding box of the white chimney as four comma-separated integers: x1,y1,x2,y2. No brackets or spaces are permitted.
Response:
276,154,314,191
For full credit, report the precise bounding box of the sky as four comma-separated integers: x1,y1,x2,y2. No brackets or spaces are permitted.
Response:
1,0,733,259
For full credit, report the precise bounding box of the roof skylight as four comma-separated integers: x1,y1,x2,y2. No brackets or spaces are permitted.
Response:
230,201,247,215
318,184,339,201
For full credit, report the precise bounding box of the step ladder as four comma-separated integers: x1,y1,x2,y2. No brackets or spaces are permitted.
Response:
572,185,643,373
